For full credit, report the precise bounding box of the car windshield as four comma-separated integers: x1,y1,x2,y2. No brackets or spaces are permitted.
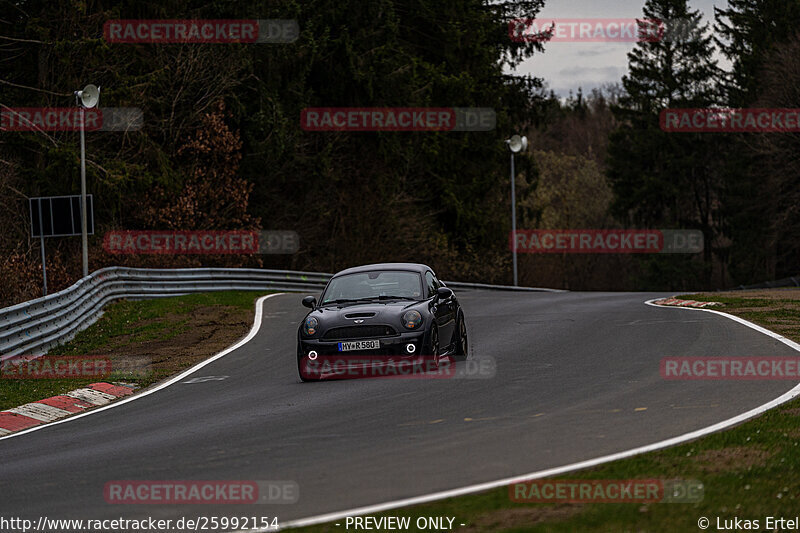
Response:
321,271,423,304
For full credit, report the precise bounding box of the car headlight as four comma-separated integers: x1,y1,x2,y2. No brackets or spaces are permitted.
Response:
402,310,422,330
304,316,319,336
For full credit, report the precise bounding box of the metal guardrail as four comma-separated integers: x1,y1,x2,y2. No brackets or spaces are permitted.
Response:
443,280,562,292
0,266,559,359
733,275,800,290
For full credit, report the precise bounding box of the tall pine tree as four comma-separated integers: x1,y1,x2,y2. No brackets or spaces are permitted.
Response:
714,0,800,283
607,0,722,288
715,0,800,107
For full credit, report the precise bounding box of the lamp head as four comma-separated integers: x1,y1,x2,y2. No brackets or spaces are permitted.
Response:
75,84,100,108
507,134,528,153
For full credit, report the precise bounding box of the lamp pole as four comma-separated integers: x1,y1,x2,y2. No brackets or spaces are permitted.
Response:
79,106,88,277
505,134,527,287
75,84,99,278
510,150,518,286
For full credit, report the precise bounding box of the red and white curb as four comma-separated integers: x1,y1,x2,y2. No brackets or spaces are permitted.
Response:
0,382,135,436
652,297,721,308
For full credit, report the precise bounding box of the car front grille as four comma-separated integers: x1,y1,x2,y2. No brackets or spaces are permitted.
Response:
322,325,397,340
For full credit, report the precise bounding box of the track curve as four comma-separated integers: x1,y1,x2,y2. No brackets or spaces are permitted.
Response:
1,290,798,524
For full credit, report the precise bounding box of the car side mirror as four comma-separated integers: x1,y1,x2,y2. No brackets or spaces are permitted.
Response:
302,296,317,308
436,287,453,300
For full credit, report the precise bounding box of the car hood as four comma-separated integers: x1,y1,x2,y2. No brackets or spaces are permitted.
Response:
312,300,421,320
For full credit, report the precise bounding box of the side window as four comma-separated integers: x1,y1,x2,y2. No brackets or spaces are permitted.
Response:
424,271,437,297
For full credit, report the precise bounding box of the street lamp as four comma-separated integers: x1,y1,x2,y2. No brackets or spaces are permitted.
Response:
74,84,99,278
505,134,527,287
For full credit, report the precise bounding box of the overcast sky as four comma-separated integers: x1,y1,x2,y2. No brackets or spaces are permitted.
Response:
511,0,730,96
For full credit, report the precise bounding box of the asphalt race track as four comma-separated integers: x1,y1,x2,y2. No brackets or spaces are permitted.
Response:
1,290,798,526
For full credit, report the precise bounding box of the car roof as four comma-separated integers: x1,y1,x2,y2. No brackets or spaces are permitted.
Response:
332,263,433,278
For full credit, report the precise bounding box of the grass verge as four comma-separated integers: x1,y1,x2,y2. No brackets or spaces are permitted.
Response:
0,291,261,411
289,288,800,532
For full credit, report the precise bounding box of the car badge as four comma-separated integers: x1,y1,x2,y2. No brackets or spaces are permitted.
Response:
354,319,364,323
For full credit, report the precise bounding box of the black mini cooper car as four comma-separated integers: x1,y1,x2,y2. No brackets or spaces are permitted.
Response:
297,263,468,381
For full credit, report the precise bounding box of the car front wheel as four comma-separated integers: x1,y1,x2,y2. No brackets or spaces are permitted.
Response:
454,313,468,358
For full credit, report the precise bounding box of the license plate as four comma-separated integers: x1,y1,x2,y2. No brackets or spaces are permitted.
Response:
338,340,380,352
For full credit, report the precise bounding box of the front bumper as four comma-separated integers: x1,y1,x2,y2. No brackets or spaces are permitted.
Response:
298,330,427,357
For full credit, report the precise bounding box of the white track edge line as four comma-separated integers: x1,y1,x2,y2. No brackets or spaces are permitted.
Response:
264,296,800,531
0,293,283,441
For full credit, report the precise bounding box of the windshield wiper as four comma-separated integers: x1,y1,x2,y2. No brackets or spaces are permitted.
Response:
377,295,416,300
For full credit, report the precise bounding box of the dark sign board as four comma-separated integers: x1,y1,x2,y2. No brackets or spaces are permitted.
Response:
30,195,94,238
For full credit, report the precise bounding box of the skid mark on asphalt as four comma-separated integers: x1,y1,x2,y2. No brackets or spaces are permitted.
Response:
622,319,706,326
671,403,720,409
399,413,546,427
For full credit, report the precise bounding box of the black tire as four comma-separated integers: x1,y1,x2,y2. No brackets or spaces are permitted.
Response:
454,313,468,359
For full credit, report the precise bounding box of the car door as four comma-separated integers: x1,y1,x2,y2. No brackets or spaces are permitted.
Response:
426,270,456,348
435,271,458,346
